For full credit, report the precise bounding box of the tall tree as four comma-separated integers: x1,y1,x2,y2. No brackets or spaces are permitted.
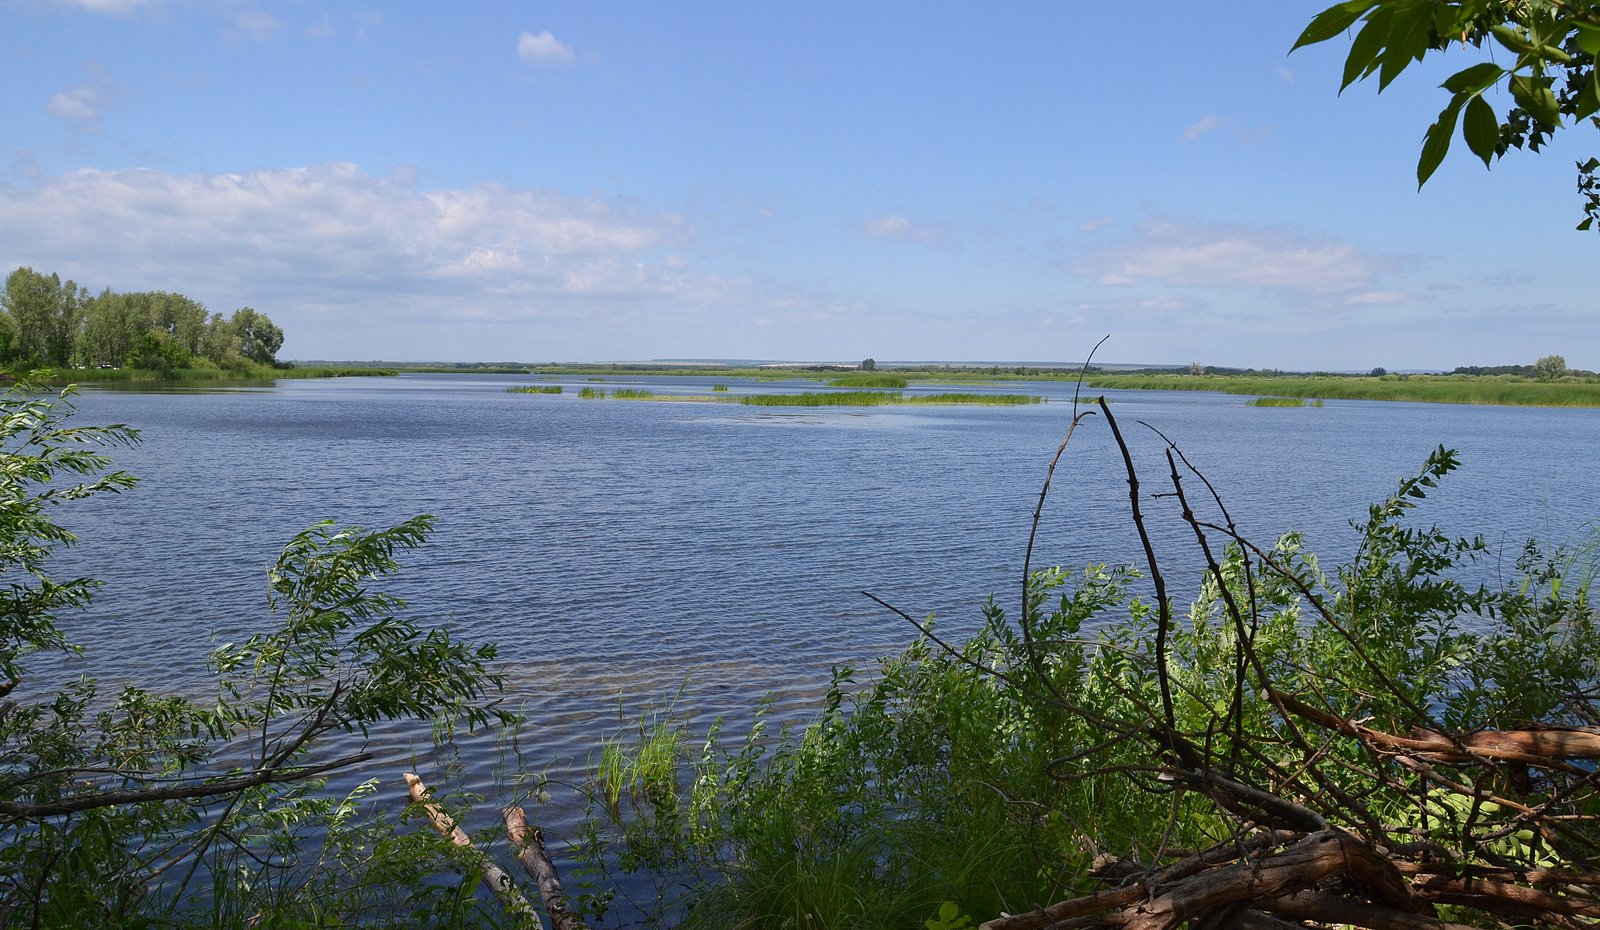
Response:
230,307,284,365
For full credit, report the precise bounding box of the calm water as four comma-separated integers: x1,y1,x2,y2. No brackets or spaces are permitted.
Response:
39,373,1600,897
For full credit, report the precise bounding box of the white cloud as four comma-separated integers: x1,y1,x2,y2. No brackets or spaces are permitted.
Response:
1184,114,1227,143
517,30,575,65
1085,219,1386,295
230,11,279,41
54,0,149,14
858,213,952,248
47,87,101,121
0,164,699,330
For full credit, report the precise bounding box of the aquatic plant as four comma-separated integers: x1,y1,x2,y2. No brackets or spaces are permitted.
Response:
828,372,909,388
612,388,655,400
579,386,606,399
711,384,729,392
507,385,563,394
1246,396,1306,407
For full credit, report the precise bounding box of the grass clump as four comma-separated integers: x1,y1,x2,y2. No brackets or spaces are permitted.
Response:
507,384,563,394
612,388,655,400
829,372,909,388
737,391,1045,407
712,384,729,392
1247,396,1306,407
579,386,606,399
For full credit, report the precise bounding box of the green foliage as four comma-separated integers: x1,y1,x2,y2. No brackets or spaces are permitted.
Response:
0,384,515,927
1296,0,1600,227
1086,372,1600,406
579,386,606,399
507,385,563,394
830,371,908,388
1535,353,1569,379
860,358,878,371
574,439,1600,928
612,388,656,399
1,267,287,373
1246,396,1310,406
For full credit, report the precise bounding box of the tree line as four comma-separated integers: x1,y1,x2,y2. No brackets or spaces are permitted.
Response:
0,266,284,373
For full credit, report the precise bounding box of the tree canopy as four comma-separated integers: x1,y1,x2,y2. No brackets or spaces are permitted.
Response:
0,267,285,372
1296,0,1600,229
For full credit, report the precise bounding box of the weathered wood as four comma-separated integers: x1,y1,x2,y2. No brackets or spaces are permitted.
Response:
504,805,588,930
1261,890,1480,930
404,773,544,930
1276,692,1600,764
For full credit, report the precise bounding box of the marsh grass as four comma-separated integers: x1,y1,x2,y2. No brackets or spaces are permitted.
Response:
738,391,1044,407
828,372,909,388
712,384,729,392
1247,396,1306,407
612,388,655,399
506,385,563,394
579,387,606,399
1088,374,1600,407
47,365,395,383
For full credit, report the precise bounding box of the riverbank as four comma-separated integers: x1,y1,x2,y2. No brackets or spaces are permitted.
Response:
29,364,399,384
1081,373,1600,407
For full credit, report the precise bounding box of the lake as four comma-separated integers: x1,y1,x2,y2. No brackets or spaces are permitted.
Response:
40,373,1600,896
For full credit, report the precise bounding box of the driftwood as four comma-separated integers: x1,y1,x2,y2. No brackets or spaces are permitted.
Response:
961,398,1600,930
404,773,545,930
504,805,588,930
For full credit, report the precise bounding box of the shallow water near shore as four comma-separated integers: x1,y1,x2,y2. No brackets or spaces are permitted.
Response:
37,372,1600,918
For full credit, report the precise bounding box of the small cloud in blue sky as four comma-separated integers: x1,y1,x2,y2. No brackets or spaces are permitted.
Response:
54,0,148,15
517,31,575,65
228,11,279,42
47,87,101,121
859,213,952,249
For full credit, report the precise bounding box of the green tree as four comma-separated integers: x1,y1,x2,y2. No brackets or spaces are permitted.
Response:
1,267,81,367
0,383,514,925
860,357,877,371
1296,1,1600,229
231,306,284,365
1535,352,1568,378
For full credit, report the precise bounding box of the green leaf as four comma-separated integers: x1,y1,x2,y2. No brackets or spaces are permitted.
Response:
1342,6,1394,90
1462,95,1498,167
1490,24,1540,57
1510,74,1561,126
1575,23,1600,56
1293,0,1377,50
1440,62,1504,95
1576,70,1600,121
1579,216,1595,231
1419,98,1464,187
1378,1,1436,90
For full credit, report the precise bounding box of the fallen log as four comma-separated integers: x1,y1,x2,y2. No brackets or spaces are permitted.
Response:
404,772,544,930
1275,692,1600,765
504,805,588,930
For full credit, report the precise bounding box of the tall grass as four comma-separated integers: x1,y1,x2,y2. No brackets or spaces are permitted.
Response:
828,372,909,388
579,386,606,399
506,385,563,394
612,388,656,399
1247,396,1306,407
1088,374,1600,407
738,391,1044,407
712,384,729,392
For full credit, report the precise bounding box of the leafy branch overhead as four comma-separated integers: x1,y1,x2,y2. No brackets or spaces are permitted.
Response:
1296,0,1600,230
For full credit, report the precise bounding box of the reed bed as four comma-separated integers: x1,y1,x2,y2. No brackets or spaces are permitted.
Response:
712,384,729,392
611,388,655,399
506,385,563,394
578,386,606,399
737,391,1044,407
828,372,909,388
1247,396,1307,407
1086,374,1600,407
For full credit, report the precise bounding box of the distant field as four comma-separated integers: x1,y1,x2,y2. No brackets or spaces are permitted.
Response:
1084,374,1600,407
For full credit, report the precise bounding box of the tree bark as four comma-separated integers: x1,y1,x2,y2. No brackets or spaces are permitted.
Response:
404,772,544,930
505,805,588,930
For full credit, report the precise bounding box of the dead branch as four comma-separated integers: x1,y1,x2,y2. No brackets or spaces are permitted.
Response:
404,773,543,930
504,806,588,930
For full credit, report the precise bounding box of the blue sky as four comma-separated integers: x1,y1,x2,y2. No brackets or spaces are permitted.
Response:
2,1,1594,368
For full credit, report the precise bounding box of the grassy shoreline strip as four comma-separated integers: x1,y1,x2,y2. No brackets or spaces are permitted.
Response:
1088,374,1600,407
